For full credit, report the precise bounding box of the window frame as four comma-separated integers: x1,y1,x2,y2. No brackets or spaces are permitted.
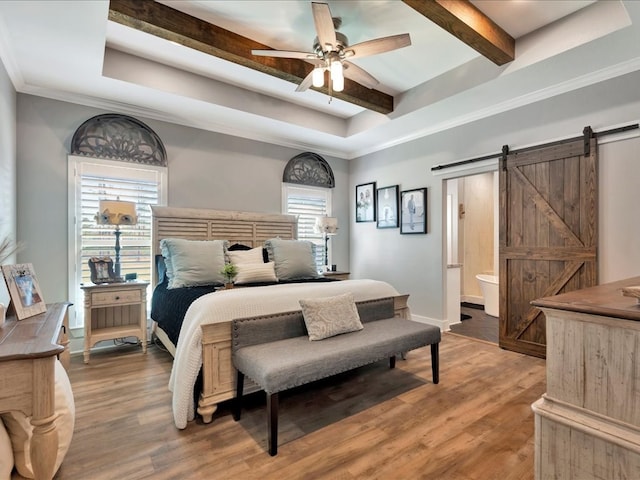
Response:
281,183,333,270
67,155,167,328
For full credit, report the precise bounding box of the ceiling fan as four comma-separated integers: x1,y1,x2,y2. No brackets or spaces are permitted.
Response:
251,2,411,94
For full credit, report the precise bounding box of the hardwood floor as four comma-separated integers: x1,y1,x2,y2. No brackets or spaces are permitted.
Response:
43,333,545,480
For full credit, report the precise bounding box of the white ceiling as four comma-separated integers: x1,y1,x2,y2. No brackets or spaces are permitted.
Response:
1,1,639,159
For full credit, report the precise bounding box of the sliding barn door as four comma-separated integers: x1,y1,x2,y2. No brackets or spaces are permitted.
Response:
499,137,598,358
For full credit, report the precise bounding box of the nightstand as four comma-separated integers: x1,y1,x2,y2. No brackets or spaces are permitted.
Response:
323,271,350,281
81,281,149,363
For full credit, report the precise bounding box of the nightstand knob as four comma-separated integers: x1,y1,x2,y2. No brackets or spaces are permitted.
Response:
115,296,120,300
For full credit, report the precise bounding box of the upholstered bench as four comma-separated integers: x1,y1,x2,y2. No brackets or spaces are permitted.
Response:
231,295,441,455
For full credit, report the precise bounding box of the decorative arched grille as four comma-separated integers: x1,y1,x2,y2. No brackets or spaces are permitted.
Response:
283,152,335,188
70,114,167,166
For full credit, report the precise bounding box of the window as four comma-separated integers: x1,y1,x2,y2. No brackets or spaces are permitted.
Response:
282,184,332,270
68,156,167,328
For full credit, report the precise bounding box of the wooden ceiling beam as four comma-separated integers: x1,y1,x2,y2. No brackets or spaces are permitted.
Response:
108,0,394,114
402,0,514,65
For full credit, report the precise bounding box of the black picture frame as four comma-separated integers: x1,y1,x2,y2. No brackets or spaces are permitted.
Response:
355,181,376,223
400,188,427,234
376,185,399,229
88,257,117,284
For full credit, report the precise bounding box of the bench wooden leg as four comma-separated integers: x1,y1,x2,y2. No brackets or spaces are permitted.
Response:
389,356,396,369
233,371,244,421
267,393,279,456
431,343,439,384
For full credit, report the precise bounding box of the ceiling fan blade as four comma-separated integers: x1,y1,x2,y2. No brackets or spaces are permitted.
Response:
343,61,379,89
295,70,315,92
345,34,411,60
312,2,337,52
252,49,314,60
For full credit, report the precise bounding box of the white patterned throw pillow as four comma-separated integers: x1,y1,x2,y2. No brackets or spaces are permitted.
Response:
299,292,363,341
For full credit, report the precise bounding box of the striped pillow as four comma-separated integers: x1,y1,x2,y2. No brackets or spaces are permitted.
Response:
234,262,277,284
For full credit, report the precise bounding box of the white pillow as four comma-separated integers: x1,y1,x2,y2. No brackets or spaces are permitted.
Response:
160,238,227,289
234,262,277,284
0,419,13,480
1,359,75,479
299,292,363,341
227,247,264,265
264,238,320,280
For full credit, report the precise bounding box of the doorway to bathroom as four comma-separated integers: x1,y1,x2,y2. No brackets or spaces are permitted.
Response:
445,171,499,344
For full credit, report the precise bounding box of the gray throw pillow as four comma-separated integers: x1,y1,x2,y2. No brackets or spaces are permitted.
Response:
265,238,320,280
160,238,227,288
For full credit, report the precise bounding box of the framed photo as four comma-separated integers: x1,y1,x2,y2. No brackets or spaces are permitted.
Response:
88,257,117,284
376,185,399,229
356,181,376,223
401,188,427,234
1,263,46,320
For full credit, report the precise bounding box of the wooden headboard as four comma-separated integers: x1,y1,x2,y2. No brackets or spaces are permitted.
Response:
150,206,298,284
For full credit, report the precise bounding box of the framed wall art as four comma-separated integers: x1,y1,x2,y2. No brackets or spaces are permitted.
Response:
88,256,117,284
1,263,46,320
401,188,427,234
376,185,399,229
356,181,376,223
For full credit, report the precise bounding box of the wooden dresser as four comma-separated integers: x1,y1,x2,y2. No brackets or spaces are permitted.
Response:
531,277,640,479
0,303,70,480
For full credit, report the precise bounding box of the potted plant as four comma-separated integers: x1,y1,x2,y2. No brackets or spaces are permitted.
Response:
220,263,238,289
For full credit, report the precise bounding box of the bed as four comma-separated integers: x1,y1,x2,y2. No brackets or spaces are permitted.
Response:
150,206,410,428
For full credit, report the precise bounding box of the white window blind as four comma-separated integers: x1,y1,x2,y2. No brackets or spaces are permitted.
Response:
282,184,332,270
68,157,167,328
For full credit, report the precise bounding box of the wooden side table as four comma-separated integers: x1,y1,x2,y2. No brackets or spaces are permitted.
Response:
0,303,70,480
323,271,350,281
81,281,149,363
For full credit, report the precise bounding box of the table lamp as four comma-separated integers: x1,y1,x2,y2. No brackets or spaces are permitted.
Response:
96,200,137,281
315,216,338,270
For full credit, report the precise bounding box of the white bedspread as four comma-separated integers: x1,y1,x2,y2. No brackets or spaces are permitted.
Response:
168,279,401,428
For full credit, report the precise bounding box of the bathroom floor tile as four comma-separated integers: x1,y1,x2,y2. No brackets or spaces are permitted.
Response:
450,305,499,344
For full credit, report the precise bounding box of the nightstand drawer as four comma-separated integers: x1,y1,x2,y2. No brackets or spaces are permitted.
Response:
91,289,141,306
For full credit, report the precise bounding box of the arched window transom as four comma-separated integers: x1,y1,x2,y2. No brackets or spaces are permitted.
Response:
283,152,334,188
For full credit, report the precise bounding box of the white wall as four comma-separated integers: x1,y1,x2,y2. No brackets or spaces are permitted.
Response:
15,95,350,305
350,69,640,324
0,58,16,306
599,135,640,283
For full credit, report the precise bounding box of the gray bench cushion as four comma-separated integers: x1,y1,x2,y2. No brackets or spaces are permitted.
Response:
233,317,441,394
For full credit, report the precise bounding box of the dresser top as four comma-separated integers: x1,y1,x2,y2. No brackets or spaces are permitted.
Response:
0,302,67,361
81,281,149,291
532,276,640,322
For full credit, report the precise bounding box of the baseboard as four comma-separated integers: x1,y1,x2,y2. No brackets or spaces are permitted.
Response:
462,294,484,306
410,313,447,331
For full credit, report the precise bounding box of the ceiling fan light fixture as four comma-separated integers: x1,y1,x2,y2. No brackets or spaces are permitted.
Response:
330,59,344,92
312,67,325,88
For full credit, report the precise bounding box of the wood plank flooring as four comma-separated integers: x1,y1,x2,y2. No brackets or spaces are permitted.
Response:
40,333,545,480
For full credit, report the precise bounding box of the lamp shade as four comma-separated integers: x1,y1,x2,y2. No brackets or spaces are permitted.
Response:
316,216,338,235
96,200,138,226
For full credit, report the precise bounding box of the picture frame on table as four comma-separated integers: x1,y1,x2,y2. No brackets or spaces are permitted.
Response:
376,185,399,229
88,256,117,284
1,263,46,320
400,188,427,234
356,181,376,223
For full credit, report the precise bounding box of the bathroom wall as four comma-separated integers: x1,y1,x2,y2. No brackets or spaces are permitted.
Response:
460,172,494,302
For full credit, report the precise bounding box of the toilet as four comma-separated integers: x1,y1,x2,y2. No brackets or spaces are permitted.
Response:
476,274,499,317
